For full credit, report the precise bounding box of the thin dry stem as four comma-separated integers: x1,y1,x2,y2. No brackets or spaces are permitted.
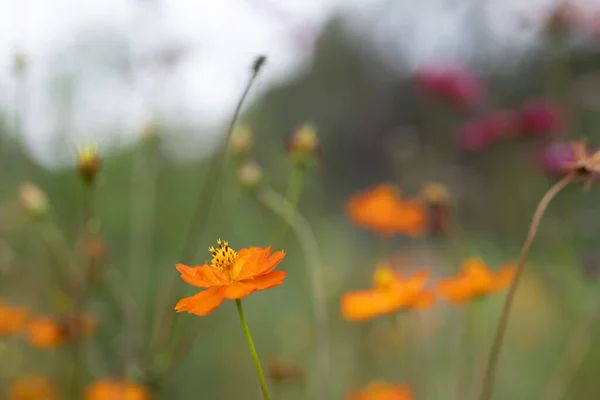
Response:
478,174,575,400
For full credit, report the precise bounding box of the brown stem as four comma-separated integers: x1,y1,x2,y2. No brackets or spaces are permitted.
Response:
478,174,575,400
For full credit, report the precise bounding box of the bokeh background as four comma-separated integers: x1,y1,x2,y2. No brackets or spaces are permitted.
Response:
3,0,600,399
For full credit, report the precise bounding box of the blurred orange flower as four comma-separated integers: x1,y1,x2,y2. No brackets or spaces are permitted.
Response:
9,375,58,400
341,264,434,322
27,314,94,348
347,184,426,236
437,258,515,304
175,240,286,316
0,300,29,334
346,381,413,400
85,379,151,400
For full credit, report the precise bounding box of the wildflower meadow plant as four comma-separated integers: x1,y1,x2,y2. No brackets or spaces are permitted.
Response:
5,19,600,400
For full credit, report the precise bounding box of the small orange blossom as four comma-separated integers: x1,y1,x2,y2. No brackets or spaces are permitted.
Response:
26,314,94,348
345,381,413,400
85,379,151,400
0,300,29,334
341,263,434,322
437,258,515,304
175,240,286,316
347,184,426,236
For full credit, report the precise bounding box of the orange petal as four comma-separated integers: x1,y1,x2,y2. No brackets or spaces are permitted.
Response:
219,282,256,300
233,247,267,280
410,291,436,310
174,287,224,316
254,250,286,276
437,278,473,305
247,270,287,290
341,289,408,322
236,246,263,259
176,264,227,288
461,258,494,292
491,263,516,291
400,270,430,292
237,247,285,280
393,200,427,236
220,271,287,299
347,382,413,400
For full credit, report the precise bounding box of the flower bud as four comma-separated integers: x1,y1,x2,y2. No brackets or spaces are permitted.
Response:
18,183,49,219
76,144,101,186
230,125,253,156
286,123,322,167
420,182,451,236
237,161,263,189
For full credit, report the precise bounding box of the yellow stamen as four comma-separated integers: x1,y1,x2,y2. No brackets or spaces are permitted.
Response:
209,239,237,278
372,265,397,290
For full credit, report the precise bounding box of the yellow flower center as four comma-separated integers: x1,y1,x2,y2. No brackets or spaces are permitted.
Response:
209,239,237,278
372,266,396,290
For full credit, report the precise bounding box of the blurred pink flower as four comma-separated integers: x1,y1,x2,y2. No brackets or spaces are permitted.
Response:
517,101,566,137
459,111,517,152
535,141,576,177
415,63,484,109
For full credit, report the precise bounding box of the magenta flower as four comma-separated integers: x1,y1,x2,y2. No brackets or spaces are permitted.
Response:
415,63,484,109
459,111,517,152
517,101,566,137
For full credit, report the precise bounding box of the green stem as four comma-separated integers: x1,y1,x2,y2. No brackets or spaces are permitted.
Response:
128,133,160,356
257,185,329,399
235,299,270,400
70,183,95,399
151,56,266,351
272,164,306,244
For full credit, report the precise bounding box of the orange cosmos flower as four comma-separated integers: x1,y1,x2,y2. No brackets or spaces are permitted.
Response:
341,264,434,322
85,379,151,400
27,314,95,348
345,381,413,400
0,300,29,334
175,240,286,316
347,184,426,236
9,375,59,400
437,258,515,304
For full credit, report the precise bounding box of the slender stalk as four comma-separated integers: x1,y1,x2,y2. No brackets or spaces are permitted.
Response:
272,163,306,245
151,57,266,349
478,174,575,400
128,134,160,355
70,183,95,398
235,299,271,400
257,185,330,399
